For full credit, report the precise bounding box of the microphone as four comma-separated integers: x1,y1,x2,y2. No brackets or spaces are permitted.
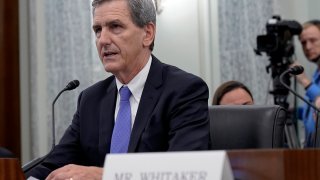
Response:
23,80,80,173
64,80,80,91
279,66,320,147
279,66,318,111
287,65,304,75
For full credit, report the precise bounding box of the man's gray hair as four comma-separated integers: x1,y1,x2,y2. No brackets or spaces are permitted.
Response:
92,0,156,50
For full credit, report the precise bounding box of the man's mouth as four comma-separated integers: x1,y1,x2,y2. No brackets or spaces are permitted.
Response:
103,51,118,58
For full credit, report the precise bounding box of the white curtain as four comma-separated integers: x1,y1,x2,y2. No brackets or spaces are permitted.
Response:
218,0,275,105
27,0,107,159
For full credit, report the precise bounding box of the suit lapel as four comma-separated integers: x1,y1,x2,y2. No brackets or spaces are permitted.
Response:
128,56,164,152
99,78,117,155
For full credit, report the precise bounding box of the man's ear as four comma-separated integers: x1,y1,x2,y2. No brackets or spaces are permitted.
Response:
143,22,156,47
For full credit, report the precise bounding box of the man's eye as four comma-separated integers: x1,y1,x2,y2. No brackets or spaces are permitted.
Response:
111,24,121,29
93,28,101,37
110,23,123,34
310,38,319,44
93,27,101,34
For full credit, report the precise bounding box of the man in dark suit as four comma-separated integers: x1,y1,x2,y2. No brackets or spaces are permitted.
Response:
26,0,209,179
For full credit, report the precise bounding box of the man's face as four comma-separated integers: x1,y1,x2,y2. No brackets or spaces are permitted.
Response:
92,0,151,78
300,25,320,62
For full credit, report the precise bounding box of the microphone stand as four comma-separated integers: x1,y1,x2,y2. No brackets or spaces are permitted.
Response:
280,68,320,148
22,80,80,173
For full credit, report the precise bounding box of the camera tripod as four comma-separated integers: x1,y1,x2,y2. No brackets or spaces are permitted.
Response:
269,62,301,148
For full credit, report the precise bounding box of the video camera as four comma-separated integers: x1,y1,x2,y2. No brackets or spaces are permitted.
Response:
255,15,302,109
256,15,302,66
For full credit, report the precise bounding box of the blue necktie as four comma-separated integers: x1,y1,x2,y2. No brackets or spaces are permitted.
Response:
110,86,132,153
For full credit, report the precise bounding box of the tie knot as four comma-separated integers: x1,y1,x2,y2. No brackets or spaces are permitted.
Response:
119,86,131,101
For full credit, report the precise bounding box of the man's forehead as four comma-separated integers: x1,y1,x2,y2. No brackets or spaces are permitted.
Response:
93,3,131,22
304,26,320,34
92,0,130,18
300,26,320,39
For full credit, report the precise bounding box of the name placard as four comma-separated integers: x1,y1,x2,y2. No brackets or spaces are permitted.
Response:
102,151,233,180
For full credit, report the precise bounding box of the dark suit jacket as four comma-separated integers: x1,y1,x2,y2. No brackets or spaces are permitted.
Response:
26,55,209,179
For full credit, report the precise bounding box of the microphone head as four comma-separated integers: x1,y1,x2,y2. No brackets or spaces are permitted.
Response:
289,65,304,75
65,80,80,91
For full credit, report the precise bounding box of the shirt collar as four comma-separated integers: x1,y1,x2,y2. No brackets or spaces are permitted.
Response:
115,55,152,101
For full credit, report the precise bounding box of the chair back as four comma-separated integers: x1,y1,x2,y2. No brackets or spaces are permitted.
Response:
0,147,14,158
209,105,286,150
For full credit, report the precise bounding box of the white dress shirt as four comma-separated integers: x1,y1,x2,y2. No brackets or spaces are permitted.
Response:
114,56,152,128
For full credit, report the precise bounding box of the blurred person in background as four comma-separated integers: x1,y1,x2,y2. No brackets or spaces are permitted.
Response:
212,80,254,105
293,20,320,147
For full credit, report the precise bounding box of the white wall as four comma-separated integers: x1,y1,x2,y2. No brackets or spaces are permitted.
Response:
153,0,219,100
308,0,320,19
19,0,49,164
154,0,201,76
19,0,31,164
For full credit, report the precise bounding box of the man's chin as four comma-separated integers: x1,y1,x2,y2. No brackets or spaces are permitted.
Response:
104,66,119,74
104,67,114,73
311,55,320,66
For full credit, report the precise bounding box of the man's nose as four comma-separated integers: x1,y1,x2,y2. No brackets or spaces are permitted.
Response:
98,28,111,45
305,41,313,50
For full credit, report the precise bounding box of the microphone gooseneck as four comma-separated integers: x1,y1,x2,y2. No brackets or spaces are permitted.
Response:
52,80,80,147
279,66,320,147
23,80,80,174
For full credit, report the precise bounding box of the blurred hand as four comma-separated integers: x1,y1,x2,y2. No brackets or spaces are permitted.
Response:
315,96,320,110
312,96,320,122
290,62,311,88
45,164,103,180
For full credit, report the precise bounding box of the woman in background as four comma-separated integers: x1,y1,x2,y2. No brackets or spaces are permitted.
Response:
212,80,254,105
